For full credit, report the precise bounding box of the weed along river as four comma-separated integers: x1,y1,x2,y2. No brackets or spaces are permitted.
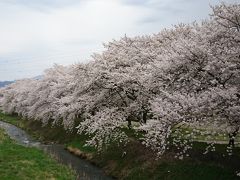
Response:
0,120,112,180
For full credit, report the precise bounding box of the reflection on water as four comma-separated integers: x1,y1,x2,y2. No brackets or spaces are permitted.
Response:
0,121,112,180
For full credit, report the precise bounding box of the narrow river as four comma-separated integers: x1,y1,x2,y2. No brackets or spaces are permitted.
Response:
0,121,113,180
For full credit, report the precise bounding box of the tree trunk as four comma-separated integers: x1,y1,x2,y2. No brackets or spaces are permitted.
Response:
127,119,132,129
228,127,239,148
142,111,147,124
228,134,235,147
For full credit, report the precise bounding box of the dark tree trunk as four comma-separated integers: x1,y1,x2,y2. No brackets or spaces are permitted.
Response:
228,127,239,148
142,111,147,124
127,119,132,129
228,135,235,147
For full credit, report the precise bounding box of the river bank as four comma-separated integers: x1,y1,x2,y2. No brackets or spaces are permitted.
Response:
0,126,76,179
0,120,112,180
0,112,240,179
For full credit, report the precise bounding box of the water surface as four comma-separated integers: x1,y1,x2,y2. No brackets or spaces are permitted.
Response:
0,121,112,180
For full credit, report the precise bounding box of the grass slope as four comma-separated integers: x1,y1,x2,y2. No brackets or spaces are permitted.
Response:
0,128,76,180
0,111,239,180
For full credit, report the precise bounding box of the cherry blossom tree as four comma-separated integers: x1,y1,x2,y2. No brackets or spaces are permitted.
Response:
0,2,239,157
143,2,240,154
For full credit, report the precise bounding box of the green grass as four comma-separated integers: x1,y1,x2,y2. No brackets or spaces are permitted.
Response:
172,126,240,144
127,161,237,180
0,111,80,143
66,137,97,154
92,139,240,180
0,128,76,180
0,111,239,179
0,111,22,126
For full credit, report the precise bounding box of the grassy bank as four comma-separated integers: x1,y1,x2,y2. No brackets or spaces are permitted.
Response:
172,125,240,145
0,111,240,179
0,128,76,180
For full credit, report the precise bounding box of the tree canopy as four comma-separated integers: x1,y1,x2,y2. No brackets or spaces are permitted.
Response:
0,3,239,156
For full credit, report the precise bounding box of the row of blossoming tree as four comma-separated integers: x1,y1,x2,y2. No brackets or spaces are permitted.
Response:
0,3,239,156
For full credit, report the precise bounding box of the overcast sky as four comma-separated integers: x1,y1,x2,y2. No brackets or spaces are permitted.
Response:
0,0,237,81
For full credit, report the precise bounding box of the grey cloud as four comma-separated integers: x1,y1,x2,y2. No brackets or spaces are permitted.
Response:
121,0,147,6
1,0,238,81
1,0,83,10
